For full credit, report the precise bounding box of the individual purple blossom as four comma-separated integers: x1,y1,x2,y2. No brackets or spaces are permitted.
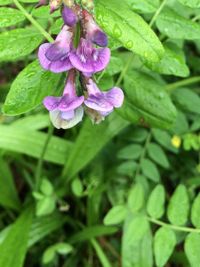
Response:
84,78,124,124
62,6,78,27
69,38,110,74
82,9,108,47
43,70,84,129
38,25,73,73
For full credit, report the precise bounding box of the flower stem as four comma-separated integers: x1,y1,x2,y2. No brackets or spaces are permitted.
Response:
166,76,200,91
13,0,54,42
134,131,152,178
148,217,200,233
35,125,54,190
149,0,168,27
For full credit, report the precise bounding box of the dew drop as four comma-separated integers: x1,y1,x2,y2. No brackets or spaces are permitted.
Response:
125,40,133,49
113,25,122,38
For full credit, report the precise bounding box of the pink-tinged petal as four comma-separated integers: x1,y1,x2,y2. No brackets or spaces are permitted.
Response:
69,39,110,73
45,42,69,61
91,30,108,47
49,106,84,129
49,57,73,73
61,110,75,120
38,43,72,73
43,96,61,111
82,10,108,47
38,43,52,70
62,6,78,27
104,87,124,108
59,95,84,111
86,78,101,95
84,94,113,112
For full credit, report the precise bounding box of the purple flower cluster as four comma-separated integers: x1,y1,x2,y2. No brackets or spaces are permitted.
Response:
38,2,124,129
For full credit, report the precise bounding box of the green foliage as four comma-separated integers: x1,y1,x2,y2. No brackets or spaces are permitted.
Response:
1,0,200,266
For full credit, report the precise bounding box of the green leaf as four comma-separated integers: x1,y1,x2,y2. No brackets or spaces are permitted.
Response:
63,114,129,179
0,8,25,27
177,0,200,8
146,42,189,77
3,60,61,115
0,125,73,165
36,197,56,217
28,213,67,247
103,205,127,225
43,243,73,264
154,227,176,267
191,194,200,228
167,185,190,226
128,0,159,14
118,71,177,129
172,88,200,115
152,129,177,153
128,183,144,213
40,179,54,196
156,7,200,40
0,208,33,267
0,0,12,5
185,233,200,267
117,144,143,160
69,225,118,244
0,28,43,62
0,158,21,211
122,214,152,267
104,56,123,76
147,143,170,168
12,114,50,130
117,161,138,176
71,178,84,197
147,185,165,219
141,158,160,182
95,0,164,63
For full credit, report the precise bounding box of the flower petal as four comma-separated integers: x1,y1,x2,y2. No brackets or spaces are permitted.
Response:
104,87,124,108
38,43,72,73
38,43,52,70
59,95,84,111
91,30,108,47
43,96,61,111
50,106,84,129
69,40,110,73
61,110,75,120
84,94,113,112
49,58,73,73
45,42,69,61
62,6,78,27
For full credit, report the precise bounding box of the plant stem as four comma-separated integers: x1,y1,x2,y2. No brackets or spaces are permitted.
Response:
116,54,134,86
135,131,152,178
148,217,200,234
35,125,54,190
166,76,200,91
149,0,168,27
13,0,54,42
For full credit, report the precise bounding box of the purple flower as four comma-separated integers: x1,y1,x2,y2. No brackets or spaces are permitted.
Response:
38,25,73,73
84,78,124,123
69,38,110,74
62,6,78,27
43,70,84,129
82,10,108,47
